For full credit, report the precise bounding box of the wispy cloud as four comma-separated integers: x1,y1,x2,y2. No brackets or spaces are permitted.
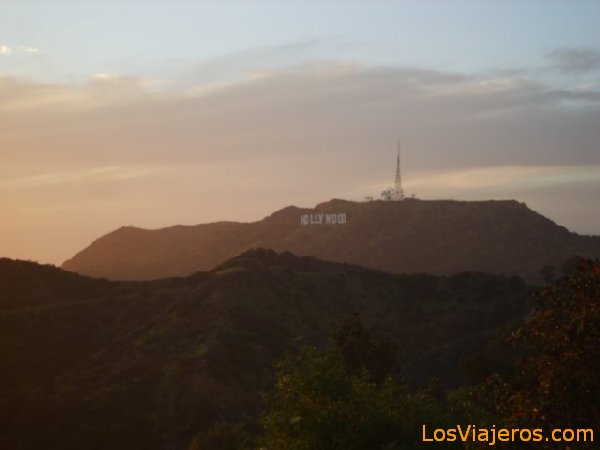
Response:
0,74,149,111
179,38,336,86
91,73,120,81
1,62,599,171
0,44,40,56
0,166,159,190
406,165,600,191
18,46,39,54
546,48,600,73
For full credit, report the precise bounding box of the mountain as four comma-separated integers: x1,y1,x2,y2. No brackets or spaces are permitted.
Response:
63,199,600,283
1,250,530,450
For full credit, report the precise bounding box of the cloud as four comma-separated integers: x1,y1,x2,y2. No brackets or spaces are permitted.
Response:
406,165,600,191
0,74,148,111
91,73,120,81
18,46,39,54
546,48,600,73
1,63,599,173
0,45,40,56
179,38,337,86
452,77,600,114
0,166,159,190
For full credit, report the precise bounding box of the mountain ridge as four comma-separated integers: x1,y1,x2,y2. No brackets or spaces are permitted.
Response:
62,198,600,282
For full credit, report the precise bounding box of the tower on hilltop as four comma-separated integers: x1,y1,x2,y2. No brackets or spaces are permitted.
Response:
380,140,405,201
392,140,405,200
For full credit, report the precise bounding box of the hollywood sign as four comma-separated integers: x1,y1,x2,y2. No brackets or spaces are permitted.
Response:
300,213,347,225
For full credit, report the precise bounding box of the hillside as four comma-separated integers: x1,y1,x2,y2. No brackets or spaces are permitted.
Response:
63,199,600,282
1,250,530,450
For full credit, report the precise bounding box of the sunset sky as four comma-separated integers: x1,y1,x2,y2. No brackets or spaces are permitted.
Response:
2,1,600,264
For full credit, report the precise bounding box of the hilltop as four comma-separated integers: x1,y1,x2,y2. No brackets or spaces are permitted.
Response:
1,250,530,450
62,199,600,282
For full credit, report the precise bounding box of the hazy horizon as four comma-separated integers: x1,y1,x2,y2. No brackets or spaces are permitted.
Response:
2,1,600,265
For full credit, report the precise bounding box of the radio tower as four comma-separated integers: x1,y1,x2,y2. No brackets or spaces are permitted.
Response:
393,139,405,200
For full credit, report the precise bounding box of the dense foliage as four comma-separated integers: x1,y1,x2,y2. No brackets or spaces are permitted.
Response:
258,261,599,450
260,316,460,450
453,260,599,449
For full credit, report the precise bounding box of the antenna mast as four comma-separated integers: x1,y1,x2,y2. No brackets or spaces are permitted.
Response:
394,139,404,200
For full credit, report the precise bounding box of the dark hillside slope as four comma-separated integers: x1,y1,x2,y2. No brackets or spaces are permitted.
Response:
0,258,114,310
62,199,600,282
1,250,530,450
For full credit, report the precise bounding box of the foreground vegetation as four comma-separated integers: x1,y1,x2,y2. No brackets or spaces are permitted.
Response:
191,260,599,449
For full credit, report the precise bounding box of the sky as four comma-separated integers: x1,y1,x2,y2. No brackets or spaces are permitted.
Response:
1,0,600,265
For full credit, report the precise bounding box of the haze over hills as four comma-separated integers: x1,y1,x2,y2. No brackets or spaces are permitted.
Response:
63,199,600,283
1,250,531,450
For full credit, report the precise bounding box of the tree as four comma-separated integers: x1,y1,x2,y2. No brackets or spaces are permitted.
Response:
453,260,600,449
509,261,598,427
261,317,459,450
333,313,397,383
